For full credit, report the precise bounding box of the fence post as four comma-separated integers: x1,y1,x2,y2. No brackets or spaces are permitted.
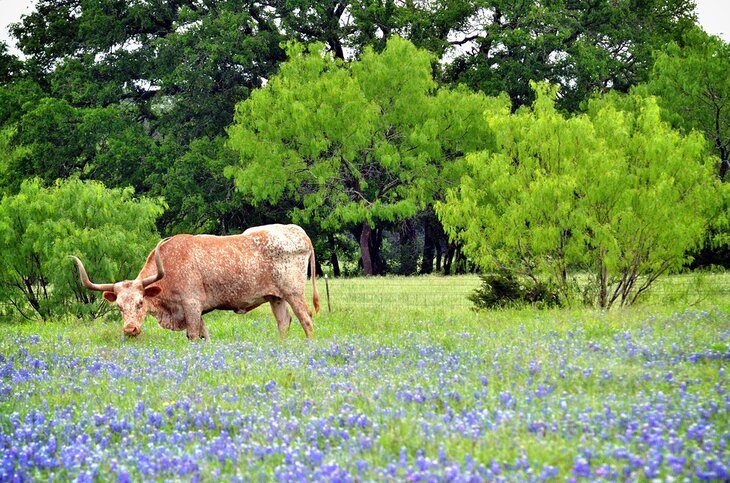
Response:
324,274,332,313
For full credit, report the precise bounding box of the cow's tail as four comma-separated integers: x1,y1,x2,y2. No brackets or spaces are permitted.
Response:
309,243,320,314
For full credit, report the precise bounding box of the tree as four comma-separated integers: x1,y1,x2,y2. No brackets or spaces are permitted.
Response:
10,0,284,138
2,1,289,240
438,84,585,300
0,98,162,194
437,84,721,308
147,1,285,142
6,0,286,232
152,136,284,234
445,0,696,111
585,93,722,307
226,37,496,275
0,42,22,84
271,0,479,61
0,178,164,321
0,79,45,127
638,27,730,179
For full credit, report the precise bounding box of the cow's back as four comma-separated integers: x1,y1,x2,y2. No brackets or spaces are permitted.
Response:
139,225,311,310
242,224,312,292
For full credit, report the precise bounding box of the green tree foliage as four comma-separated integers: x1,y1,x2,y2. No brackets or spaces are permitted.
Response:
0,178,164,320
227,37,496,275
4,0,285,234
437,84,721,308
0,79,45,126
274,0,478,60
0,98,160,194
584,93,722,307
1,0,723,285
153,136,283,234
636,29,730,267
638,27,730,179
147,2,284,141
10,0,283,140
0,42,22,84
446,0,696,111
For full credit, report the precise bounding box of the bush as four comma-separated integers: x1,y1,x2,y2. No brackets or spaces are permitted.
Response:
468,270,561,310
438,85,722,309
0,178,164,321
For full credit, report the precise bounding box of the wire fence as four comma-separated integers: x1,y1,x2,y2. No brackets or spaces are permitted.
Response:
308,272,730,313
640,272,730,302
317,275,480,313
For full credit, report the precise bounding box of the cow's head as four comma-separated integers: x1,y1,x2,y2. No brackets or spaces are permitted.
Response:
70,244,165,336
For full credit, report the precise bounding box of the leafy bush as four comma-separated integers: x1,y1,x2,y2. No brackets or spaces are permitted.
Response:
468,270,561,310
0,178,164,321
438,84,723,308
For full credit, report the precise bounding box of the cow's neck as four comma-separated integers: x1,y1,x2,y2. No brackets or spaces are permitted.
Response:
147,297,187,331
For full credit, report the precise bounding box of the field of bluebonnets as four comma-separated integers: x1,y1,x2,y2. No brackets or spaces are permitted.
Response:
1,275,729,481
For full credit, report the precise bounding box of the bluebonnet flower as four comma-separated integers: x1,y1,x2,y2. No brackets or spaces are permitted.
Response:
1,311,729,480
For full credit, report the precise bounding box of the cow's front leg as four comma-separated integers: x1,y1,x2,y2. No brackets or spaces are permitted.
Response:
183,302,206,341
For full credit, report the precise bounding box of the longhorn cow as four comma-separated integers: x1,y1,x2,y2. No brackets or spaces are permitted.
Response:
70,224,319,339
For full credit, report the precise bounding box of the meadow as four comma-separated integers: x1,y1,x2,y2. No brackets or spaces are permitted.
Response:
1,274,729,481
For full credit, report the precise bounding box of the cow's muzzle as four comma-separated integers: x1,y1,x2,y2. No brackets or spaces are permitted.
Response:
123,325,141,337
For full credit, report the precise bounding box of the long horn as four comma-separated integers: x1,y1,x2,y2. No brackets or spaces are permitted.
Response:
69,256,116,292
141,240,166,287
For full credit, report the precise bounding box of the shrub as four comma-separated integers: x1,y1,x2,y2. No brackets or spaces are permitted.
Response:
0,178,164,321
438,84,722,308
468,270,561,310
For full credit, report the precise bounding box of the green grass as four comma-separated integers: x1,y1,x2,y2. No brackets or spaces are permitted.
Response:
5,271,729,342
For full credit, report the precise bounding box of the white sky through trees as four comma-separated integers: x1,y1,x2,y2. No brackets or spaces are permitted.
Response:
0,0,728,56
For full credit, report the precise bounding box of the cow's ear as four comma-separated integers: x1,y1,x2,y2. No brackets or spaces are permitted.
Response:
144,286,162,298
103,292,117,302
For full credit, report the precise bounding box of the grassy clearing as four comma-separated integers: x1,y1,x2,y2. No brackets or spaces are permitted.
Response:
1,273,729,480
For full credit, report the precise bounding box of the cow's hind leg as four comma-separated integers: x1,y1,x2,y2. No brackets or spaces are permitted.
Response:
183,302,207,341
286,296,314,339
270,297,292,339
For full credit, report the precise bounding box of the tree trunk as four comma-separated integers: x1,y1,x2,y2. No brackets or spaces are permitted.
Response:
370,226,385,275
598,252,608,308
453,246,466,274
23,277,41,315
444,243,457,275
328,234,341,277
359,220,373,276
399,218,418,275
421,210,436,274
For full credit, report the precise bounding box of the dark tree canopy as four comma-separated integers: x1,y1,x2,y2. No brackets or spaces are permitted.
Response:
0,42,23,84
444,0,697,111
271,0,480,60
11,0,285,141
3,0,290,237
637,27,730,178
